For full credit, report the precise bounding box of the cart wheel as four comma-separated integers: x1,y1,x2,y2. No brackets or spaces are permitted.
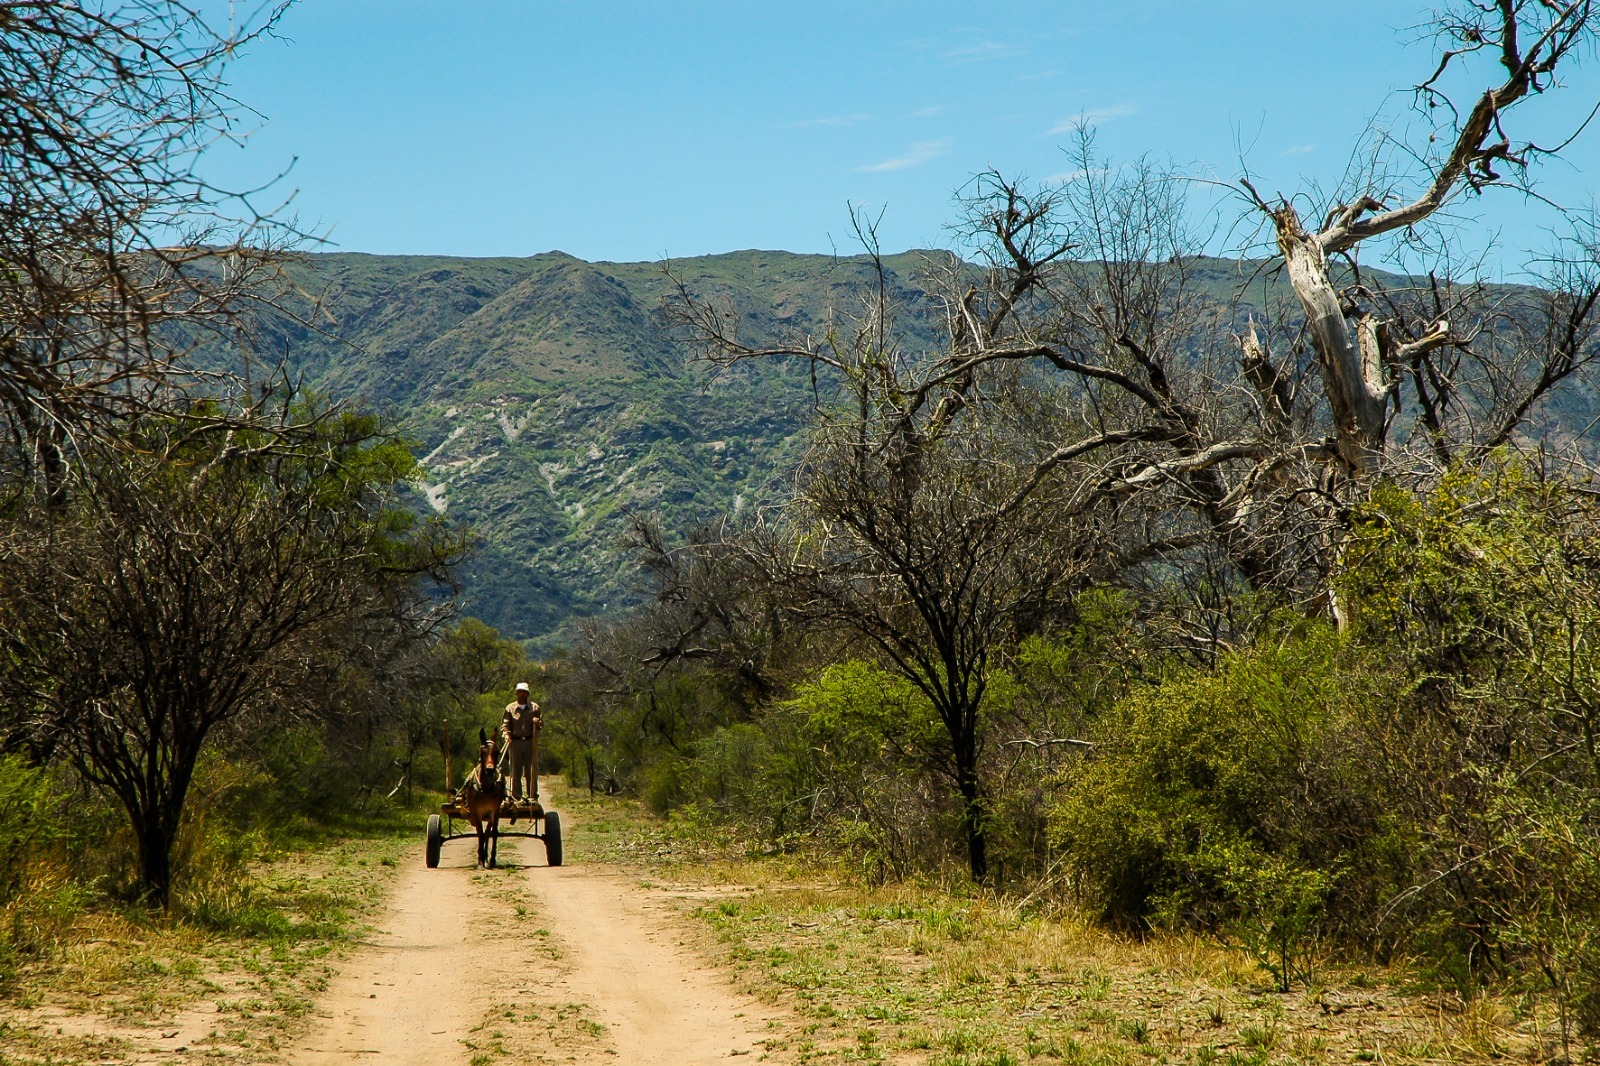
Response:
425,814,442,869
542,810,562,867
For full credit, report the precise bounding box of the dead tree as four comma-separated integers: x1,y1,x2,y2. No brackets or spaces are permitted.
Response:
1251,1,1600,475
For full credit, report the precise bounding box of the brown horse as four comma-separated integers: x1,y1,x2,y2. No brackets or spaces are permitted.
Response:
458,728,505,868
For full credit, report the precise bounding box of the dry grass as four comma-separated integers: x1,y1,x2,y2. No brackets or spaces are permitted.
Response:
541,786,1582,1066
663,878,1574,1065
0,831,409,1064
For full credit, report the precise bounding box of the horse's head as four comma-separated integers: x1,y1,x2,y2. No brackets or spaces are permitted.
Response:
476,727,501,791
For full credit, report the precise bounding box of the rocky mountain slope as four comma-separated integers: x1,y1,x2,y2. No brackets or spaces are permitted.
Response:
262,249,953,648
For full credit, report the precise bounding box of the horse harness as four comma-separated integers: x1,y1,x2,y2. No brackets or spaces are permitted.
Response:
459,762,502,799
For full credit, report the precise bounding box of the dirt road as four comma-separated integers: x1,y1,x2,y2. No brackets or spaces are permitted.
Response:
293,797,786,1065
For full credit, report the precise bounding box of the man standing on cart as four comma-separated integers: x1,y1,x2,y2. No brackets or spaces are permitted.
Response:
500,682,541,801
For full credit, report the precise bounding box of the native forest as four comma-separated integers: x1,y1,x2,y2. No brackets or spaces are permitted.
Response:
4,3,1600,1064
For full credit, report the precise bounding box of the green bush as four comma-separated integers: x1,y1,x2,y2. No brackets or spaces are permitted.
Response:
1050,624,1382,966
982,593,1148,887
642,752,692,816
640,660,961,872
0,755,95,983
1336,462,1600,1007
781,661,959,875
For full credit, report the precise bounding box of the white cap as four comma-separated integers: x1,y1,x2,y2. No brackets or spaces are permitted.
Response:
515,682,530,692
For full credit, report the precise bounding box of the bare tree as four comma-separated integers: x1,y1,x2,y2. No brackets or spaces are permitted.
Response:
0,1,297,502
686,0,1600,625
675,216,1135,880
657,4,1600,888
1253,0,1600,475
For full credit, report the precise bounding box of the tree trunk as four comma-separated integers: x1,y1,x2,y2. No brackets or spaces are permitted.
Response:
133,811,176,908
1274,204,1389,473
122,725,202,909
955,740,988,883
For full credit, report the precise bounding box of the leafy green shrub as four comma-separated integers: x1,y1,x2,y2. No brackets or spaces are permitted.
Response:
642,752,692,816
1218,848,1338,992
781,661,959,875
983,593,1148,887
678,724,776,812
1454,781,1600,1040
648,660,960,873
1050,624,1382,970
1338,462,1600,1008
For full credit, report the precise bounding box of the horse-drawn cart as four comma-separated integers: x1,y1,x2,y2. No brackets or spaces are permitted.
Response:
424,721,562,869
425,795,561,868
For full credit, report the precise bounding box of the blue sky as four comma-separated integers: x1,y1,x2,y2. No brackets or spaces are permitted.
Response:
204,2,1600,269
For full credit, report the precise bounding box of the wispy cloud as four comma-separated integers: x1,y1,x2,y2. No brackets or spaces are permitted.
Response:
911,105,947,119
1280,144,1316,156
1046,104,1136,136
1047,166,1112,184
784,113,872,129
943,40,1027,64
858,139,951,173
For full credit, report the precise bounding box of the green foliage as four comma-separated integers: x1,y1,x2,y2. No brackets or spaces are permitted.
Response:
0,756,89,985
641,752,693,817
1218,850,1337,993
1013,590,1146,720
1341,463,1585,682
0,755,51,906
1050,624,1379,982
789,660,944,756
1336,460,1600,1019
1478,783,1600,1036
632,660,959,873
666,724,777,818
983,592,1149,885
780,662,957,876
1201,460,1592,1041
575,443,1600,1019
0,727,431,986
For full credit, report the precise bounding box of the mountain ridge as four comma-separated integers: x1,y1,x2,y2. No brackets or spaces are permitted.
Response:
265,248,955,648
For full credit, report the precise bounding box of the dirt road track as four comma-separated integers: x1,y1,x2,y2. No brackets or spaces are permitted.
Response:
293,798,786,1065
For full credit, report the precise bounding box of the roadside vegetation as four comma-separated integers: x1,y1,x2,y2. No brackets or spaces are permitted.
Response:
0,804,413,1062
555,2,1600,1058
537,780,1583,1066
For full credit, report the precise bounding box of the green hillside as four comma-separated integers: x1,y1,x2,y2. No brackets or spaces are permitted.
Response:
260,249,964,648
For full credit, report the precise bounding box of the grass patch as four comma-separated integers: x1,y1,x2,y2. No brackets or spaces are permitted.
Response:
561,791,1582,1066
0,801,419,1064
464,998,610,1065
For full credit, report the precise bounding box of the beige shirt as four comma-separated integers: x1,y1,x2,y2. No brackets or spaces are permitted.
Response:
501,699,541,741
